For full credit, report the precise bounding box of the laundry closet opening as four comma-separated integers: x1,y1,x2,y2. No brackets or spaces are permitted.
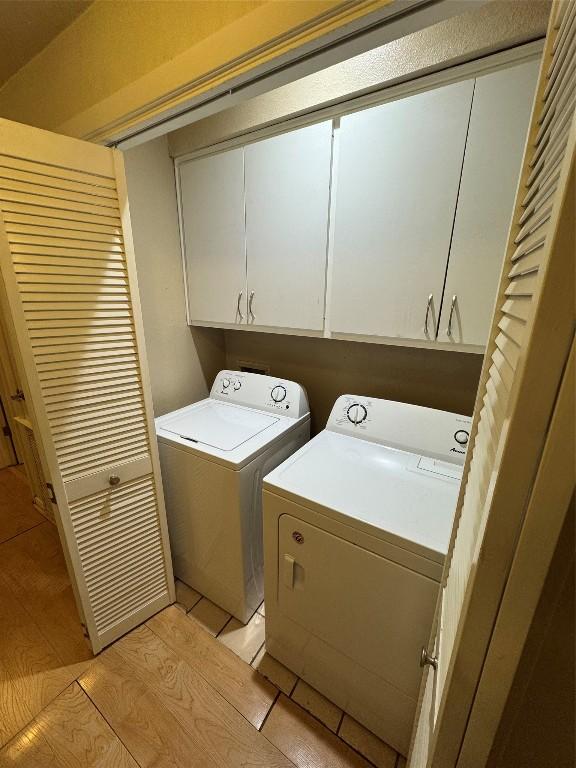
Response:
113,5,544,757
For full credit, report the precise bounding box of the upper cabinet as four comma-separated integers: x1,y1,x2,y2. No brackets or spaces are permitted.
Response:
437,59,540,347
245,122,332,332
177,56,539,352
328,80,474,342
179,148,246,325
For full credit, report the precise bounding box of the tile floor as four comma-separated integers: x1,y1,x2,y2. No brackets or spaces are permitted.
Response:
175,580,403,768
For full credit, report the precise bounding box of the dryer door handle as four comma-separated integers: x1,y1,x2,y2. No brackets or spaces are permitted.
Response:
283,554,295,589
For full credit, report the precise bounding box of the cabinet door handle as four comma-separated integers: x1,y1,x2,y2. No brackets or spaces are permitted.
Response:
236,291,244,321
248,291,255,322
446,295,457,337
424,294,433,336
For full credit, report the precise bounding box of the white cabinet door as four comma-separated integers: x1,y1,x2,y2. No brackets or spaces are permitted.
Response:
438,60,539,347
329,80,474,341
245,122,332,331
179,149,246,325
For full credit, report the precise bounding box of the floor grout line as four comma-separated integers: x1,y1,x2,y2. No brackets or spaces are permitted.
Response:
258,687,281,732
249,639,265,666
216,614,234,638
287,674,298,697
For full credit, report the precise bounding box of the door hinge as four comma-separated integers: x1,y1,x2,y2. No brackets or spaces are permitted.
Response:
2,425,11,438
10,388,25,402
46,483,57,504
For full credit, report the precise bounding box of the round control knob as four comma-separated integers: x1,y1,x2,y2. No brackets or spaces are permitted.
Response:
454,429,469,445
222,378,230,389
271,385,287,403
347,403,368,425
233,380,241,391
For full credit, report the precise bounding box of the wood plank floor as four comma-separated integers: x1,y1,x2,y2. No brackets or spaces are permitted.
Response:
0,467,44,545
0,683,137,768
0,468,92,748
0,468,403,768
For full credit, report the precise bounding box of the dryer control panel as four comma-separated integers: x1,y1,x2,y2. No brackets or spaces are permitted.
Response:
327,395,472,465
211,370,309,419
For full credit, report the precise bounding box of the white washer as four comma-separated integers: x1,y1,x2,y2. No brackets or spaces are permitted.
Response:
156,370,309,623
263,394,472,755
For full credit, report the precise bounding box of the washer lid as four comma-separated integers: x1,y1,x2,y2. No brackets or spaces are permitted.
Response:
161,401,279,451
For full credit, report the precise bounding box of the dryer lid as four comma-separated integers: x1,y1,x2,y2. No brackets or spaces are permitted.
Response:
161,401,279,451
264,430,462,561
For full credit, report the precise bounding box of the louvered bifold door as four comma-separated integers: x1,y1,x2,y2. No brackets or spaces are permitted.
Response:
408,2,575,766
0,119,175,653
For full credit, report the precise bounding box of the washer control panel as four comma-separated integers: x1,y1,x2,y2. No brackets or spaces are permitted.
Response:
211,370,309,418
328,394,472,465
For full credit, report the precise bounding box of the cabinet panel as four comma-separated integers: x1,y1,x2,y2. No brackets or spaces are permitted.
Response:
179,149,246,324
438,60,539,347
329,80,474,341
245,122,332,331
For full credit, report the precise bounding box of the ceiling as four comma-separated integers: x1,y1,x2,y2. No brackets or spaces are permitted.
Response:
0,0,93,89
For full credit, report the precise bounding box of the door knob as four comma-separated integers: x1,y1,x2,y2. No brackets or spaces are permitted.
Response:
420,647,438,670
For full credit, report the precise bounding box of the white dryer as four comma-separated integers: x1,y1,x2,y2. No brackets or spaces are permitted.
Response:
156,370,309,623
263,395,471,755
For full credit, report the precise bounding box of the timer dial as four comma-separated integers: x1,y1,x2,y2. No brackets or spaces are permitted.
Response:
222,378,230,389
347,403,368,425
454,429,469,445
233,380,241,391
271,385,287,403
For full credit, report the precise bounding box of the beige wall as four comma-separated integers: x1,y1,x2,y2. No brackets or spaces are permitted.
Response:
0,0,395,143
169,0,550,158
123,136,225,417
225,331,483,433
0,1,257,130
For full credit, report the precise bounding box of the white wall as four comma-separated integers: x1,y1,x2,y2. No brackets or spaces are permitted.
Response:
124,136,225,416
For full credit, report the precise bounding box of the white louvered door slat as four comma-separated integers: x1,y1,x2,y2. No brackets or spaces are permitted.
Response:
408,2,575,765
0,119,174,653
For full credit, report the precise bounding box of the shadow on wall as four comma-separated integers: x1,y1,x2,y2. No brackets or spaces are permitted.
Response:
188,326,227,394
225,330,483,434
